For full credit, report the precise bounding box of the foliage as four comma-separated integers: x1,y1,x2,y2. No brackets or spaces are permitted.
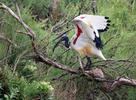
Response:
0,66,53,100
0,0,136,100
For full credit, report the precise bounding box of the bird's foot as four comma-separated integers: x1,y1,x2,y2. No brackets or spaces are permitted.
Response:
84,56,92,70
84,66,91,70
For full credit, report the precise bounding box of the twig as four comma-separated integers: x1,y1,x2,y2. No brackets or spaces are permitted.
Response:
0,2,35,39
91,0,97,14
39,29,72,51
16,30,30,36
92,59,131,65
54,49,70,61
53,28,72,41
0,2,78,74
104,36,115,46
52,72,69,81
78,56,84,72
13,50,28,74
0,33,16,46
1,2,136,93
51,19,69,32
14,0,23,21
32,46,78,74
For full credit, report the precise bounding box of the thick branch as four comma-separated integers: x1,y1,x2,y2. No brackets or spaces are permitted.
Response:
1,2,136,93
32,43,78,74
0,2,78,75
108,77,136,91
85,68,136,92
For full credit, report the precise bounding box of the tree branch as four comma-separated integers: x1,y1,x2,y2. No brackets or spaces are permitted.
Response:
13,50,28,74
0,2,78,74
0,2,35,39
32,45,78,74
14,0,23,21
1,2,136,93
0,33,16,46
78,56,84,72
85,69,136,92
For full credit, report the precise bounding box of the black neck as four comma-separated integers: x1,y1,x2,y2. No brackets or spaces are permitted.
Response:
64,39,70,48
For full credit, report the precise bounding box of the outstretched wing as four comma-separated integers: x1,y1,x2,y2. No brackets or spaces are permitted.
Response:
72,14,110,49
75,14,110,32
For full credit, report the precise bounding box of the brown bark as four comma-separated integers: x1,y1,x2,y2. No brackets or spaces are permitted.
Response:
53,0,60,22
1,2,136,93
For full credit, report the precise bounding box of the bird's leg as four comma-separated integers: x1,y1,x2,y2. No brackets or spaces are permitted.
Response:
84,56,92,70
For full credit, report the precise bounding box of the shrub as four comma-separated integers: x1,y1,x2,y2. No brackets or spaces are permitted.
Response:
0,67,54,100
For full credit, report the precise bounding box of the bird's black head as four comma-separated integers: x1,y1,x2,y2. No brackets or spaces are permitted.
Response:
53,35,70,52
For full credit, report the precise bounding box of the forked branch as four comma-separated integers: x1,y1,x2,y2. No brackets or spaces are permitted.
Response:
0,2,136,92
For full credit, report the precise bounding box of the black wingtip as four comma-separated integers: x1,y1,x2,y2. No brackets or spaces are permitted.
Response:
105,17,109,19
106,27,109,29
107,20,111,22
97,17,111,33
107,24,110,26
104,28,107,31
98,27,109,33
98,30,104,32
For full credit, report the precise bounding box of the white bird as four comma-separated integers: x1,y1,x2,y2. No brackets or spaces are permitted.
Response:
53,14,110,61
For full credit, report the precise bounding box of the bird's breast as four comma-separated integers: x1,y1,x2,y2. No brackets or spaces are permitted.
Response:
77,44,96,56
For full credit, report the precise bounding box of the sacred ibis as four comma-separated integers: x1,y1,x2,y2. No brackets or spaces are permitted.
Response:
53,14,110,61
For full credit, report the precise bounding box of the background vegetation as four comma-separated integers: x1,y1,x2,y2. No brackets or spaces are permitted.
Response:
0,0,136,100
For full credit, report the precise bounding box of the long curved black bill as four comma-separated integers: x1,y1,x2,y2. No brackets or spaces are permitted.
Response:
52,38,64,52
52,35,69,52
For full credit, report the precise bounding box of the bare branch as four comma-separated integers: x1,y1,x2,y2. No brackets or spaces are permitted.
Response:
1,2,136,93
108,77,136,91
85,68,104,79
51,19,68,32
104,36,115,46
0,33,16,46
52,72,69,81
52,29,72,41
16,30,30,35
14,0,23,21
32,46,78,74
13,50,28,74
78,56,85,72
91,0,97,14
0,2,78,74
0,2,35,39
85,68,136,92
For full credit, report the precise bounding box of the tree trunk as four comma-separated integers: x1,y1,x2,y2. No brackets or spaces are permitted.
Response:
53,0,60,23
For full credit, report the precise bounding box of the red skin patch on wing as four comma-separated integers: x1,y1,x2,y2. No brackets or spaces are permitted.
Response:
81,17,85,19
73,25,83,44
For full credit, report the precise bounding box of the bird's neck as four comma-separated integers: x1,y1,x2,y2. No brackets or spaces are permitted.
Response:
73,24,83,44
64,40,70,48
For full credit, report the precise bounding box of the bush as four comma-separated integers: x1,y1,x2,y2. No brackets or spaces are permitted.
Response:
0,67,54,100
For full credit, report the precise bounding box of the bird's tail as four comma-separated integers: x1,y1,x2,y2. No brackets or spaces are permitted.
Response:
97,51,106,60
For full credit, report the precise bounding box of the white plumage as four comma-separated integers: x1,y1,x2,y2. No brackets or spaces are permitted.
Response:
53,14,110,61
70,14,110,60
